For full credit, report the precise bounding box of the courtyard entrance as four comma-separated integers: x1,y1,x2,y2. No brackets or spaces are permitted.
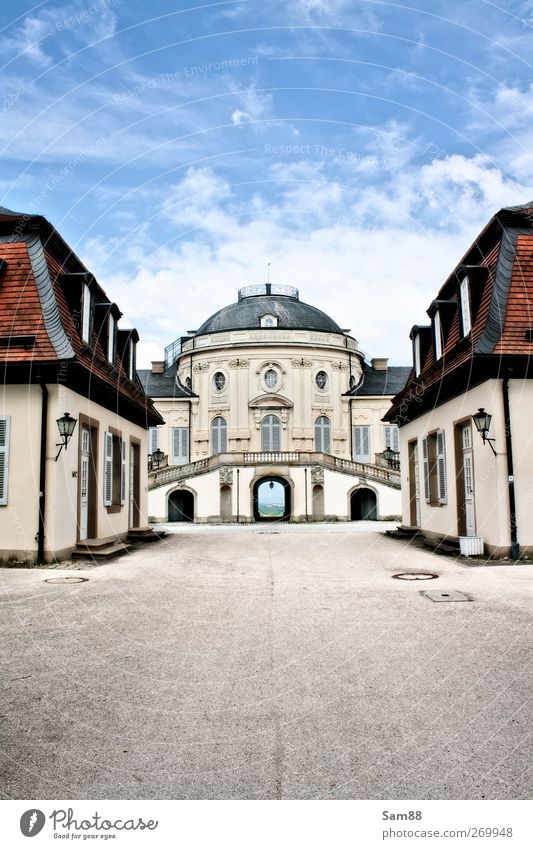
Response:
253,476,291,521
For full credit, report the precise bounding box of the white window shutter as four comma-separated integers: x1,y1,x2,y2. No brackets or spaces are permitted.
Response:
460,277,471,336
354,426,370,462
103,432,113,506
149,427,158,454
0,416,10,506
120,439,126,505
82,283,91,343
384,425,399,452
172,427,189,465
422,437,430,503
437,429,447,504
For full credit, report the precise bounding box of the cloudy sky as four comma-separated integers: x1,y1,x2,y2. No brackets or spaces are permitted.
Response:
1,0,532,366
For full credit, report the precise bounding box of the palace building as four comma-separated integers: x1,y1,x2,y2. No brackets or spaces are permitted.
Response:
139,284,410,523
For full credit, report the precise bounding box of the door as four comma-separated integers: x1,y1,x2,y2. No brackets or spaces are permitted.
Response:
462,424,476,536
80,427,90,540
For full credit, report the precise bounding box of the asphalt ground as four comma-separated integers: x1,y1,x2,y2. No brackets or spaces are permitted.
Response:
0,522,531,800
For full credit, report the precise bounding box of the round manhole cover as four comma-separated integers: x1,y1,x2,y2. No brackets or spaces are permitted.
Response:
44,576,89,585
393,572,438,581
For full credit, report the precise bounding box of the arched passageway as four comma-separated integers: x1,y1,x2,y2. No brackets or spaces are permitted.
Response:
350,488,377,521
253,476,291,521
168,489,195,522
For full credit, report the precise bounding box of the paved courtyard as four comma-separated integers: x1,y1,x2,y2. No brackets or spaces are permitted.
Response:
0,523,531,800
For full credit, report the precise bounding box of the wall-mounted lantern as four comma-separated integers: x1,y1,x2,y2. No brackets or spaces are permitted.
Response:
151,448,165,470
55,412,77,460
472,408,497,455
383,446,400,470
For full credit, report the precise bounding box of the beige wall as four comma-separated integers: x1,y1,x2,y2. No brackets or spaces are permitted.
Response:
397,378,527,553
0,382,148,561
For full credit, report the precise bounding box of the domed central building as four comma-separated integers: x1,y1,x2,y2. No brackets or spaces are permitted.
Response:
139,284,409,523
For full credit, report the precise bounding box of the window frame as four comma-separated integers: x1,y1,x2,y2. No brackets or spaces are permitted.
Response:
315,415,331,453
264,368,279,391
433,310,443,361
211,416,228,454
413,333,421,377
81,282,92,345
261,414,281,452
353,425,370,463
460,276,472,337
315,370,329,391
172,426,189,465
107,314,116,365
383,425,399,453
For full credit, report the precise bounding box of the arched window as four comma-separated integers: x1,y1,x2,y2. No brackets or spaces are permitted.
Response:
261,415,281,451
211,416,227,454
315,416,331,453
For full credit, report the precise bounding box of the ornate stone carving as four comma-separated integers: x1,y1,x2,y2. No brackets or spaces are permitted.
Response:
281,409,289,428
311,465,324,484
219,468,233,485
228,359,249,368
331,362,348,371
291,358,312,368
254,410,261,429
193,363,209,373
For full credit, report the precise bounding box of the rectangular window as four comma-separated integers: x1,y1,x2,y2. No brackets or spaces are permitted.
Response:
434,311,443,360
0,415,11,505
104,431,126,507
353,425,370,463
81,283,91,344
422,430,447,505
383,425,399,453
148,427,159,454
413,334,421,377
460,276,472,336
172,427,189,465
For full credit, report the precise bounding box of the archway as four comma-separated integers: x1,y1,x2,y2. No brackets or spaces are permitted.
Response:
312,484,324,519
168,489,195,522
253,476,291,521
350,487,377,520
220,485,232,521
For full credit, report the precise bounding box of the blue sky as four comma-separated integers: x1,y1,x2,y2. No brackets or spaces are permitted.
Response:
1,0,533,365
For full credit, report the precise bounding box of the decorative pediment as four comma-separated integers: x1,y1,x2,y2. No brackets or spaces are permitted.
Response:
248,394,293,409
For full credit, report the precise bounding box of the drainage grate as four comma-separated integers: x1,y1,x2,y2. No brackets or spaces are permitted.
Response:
423,590,471,602
44,576,89,585
393,572,439,581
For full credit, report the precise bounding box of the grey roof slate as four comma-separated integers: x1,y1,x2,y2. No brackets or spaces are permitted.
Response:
196,294,343,335
347,364,411,397
137,362,196,399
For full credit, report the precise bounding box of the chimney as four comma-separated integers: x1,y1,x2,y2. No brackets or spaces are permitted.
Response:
371,357,388,371
151,360,165,374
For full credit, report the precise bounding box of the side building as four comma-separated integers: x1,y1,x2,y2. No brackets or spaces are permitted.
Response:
139,285,410,523
385,200,533,558
0,207,162,561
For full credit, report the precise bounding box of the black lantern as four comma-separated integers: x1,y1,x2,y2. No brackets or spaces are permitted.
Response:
55,412,77,460
472,408,496,455
383,445,400,469
151,447,165,469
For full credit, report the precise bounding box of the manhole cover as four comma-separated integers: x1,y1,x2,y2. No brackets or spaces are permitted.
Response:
393,572,438,581
423,590,471,602
44,576,88,584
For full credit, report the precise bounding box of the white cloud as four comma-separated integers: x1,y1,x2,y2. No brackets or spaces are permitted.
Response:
0,14,54,66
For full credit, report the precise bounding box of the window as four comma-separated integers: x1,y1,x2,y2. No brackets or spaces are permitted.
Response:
315,416,331,453
148,427,159,454
172,427,189,465
261,314,278,327
384,425,399,453
262,415,281,451
434,311,443,360
213,372,226,392
0,415,11,505
108,314,116,364
353,425,370,463
413,334,421,377
211,416,227,454
128,340,136,381
264,368,278,390
315,370,328,390
460,276,472,336
422,430,447,505
103,432,126,507
81,283,91,344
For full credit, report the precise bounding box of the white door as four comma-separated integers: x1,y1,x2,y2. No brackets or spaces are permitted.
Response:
129,444,135,528
413,443,421,527
462,424,476,536
80,427,90,541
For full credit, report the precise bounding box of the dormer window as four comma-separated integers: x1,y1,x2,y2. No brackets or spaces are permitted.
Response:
261,314,278,328
128,338,136,380
81,282,92,344
413,334,421,377
433,311,443,360
460,276,472,336
108,314,116,364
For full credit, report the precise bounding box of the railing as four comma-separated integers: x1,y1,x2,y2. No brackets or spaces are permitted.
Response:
149,450,401,490
164,337,182,369
238,284,299,300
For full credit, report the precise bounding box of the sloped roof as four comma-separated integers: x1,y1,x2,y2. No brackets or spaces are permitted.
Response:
346,364,411,397
137,362,197,399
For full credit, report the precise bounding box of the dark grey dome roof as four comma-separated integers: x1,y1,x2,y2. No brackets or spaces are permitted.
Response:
196,286,343,335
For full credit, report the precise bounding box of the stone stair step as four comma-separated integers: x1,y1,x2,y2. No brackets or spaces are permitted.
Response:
72,542,129,560
127,527,167,542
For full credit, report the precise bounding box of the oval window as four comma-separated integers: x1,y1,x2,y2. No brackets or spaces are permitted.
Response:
264,368,278,390
213,371,226,391
315,370,328,390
